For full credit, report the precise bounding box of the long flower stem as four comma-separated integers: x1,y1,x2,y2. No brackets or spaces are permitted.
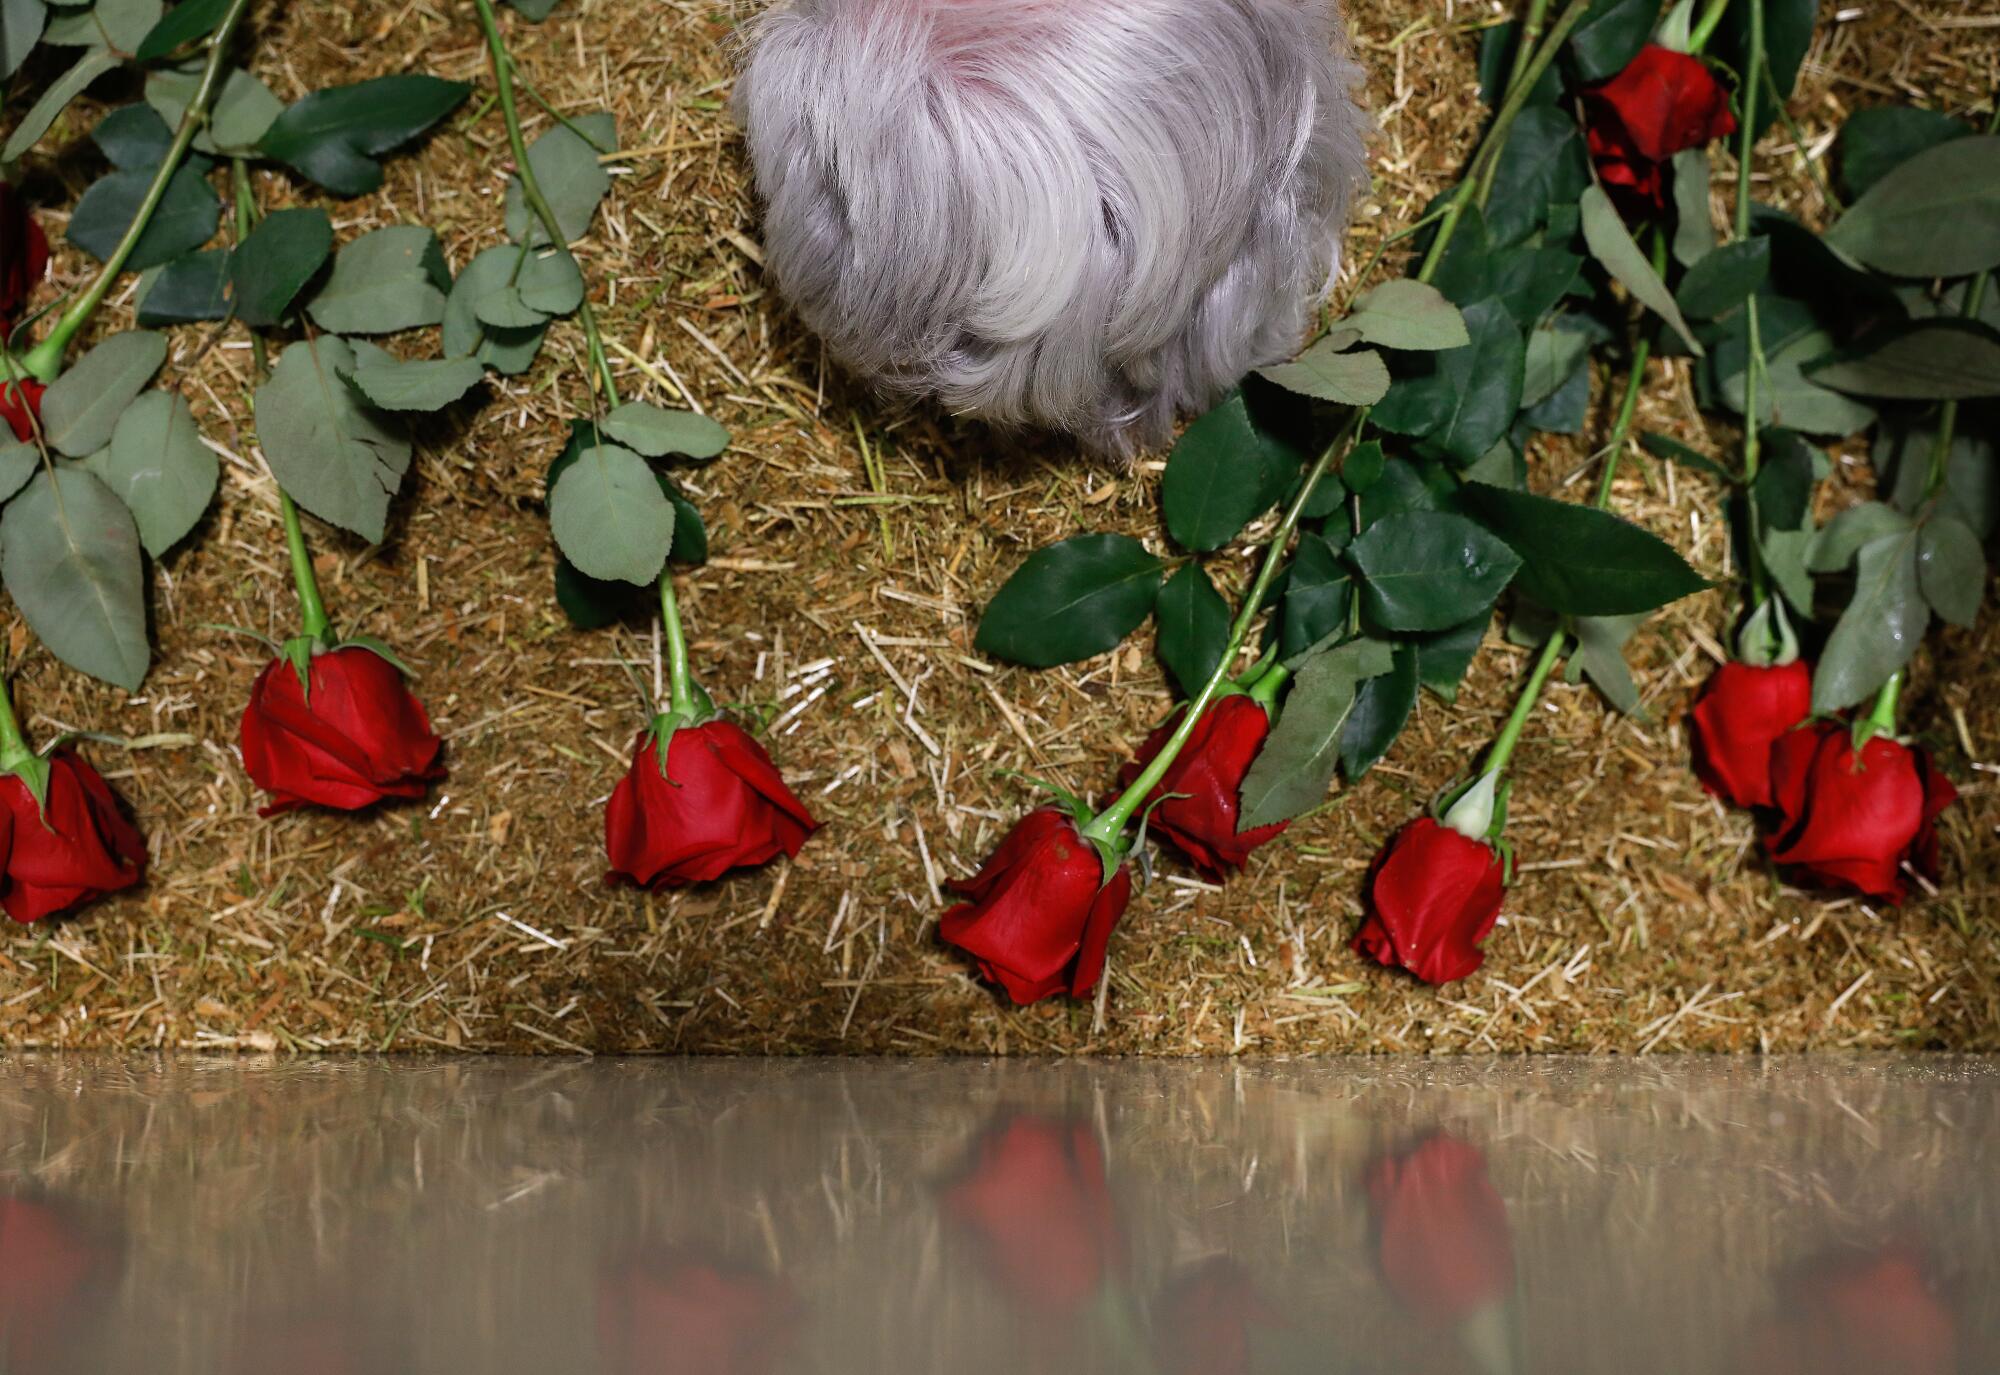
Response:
1082,0,1588,851
1687,0,1732,53
1736,0,1769,607
19,0,258,382
1484,628,1567,779
658,571,698,718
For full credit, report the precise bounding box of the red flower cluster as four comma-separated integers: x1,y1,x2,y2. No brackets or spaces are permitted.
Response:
1352,817,1505,985
1581,44,1737,214
1767,723,1956,902
241,646,445,815
939,808,1131,1004
1115,694,1288,879
0,751,147,924
605,718,817,888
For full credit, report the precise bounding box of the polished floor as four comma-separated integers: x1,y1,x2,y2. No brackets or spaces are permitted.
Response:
1,1056,1993,1373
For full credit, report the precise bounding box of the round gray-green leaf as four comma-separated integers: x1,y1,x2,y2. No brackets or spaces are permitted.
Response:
1337,279,1471,351
0,468,149,690
1256,340,1389,406
601,401,729,459
0,440,37,504
0,0,45,80
1825,136,2000,279
40,329,168,457
254,336,412,544
504,112,615,244
974,533,1162,667
1236,637,1395,829
229,206,332,327
1916,515,1984,627
85,389,217,555
147,64,282,155
517,247,584,315
1348,509,1521,632
441,245,548,374
347,356,485,412
307,224,452,334
472,281,552,329
547,443,676,586
1812,530,1926,712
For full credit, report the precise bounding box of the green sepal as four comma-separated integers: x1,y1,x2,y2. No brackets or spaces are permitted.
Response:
1127,788,1190,889
281,633,318,697
993,766,1091,823
3,752,52,818
338,633,415,678
647,709,691,780
1495,834,1517,886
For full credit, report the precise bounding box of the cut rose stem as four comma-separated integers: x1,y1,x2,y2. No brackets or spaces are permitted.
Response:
1735,0,1769,608
17,0,259,383
231,159,331,641
1081,0,1594,852
469,0,702,714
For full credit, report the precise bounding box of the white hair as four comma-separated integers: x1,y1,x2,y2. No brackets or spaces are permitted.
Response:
732,0,1371,453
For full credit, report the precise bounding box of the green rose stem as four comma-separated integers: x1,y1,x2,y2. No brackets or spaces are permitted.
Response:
1687,0,1732,54
1734,0,1770,608
15,0,258,384
469,0,700,719
230,159,331,643
1080,0,1587,854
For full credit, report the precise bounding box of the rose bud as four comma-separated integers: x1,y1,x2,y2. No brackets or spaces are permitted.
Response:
1153,1258,1280,1375
1581,44,1736,216
605,718,817,889
596,1250,799,1375
1765,722,1957,902
1353,773,1505,985
1689,660,1812,809
939,808,1132,1004
240,645,444,816
0,749,147,924
1115,694,1288,879
0,179,49,327
0,376,44,443
940,1115,1121,1318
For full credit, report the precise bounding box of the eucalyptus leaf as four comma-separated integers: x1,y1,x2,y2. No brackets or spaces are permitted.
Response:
547,442,676,586
1671,149,1715,266
1255,340,1390,406
1806,501,1913,571
517,247,584,315
973,533,1162,668
1566,612,1647,716
3,46,118,161
1580,185,1704,354
1521,327,1588,408
1676,238,1769,320
0,469,149,691
0,0,44,79
40,330,168,458
441,245,548,374
86,390,217,555
43,0,156,50
601,401,729,459
1337,279,1471,352
135,0,223,58
92,102,172,169
1724,328,1879,437
504,112,616,244
253,336,412,543
1840,106,1972,200
0,441,36,504
147,65,282,155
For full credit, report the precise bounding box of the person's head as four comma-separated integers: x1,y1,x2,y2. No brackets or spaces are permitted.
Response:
733,0,1370,452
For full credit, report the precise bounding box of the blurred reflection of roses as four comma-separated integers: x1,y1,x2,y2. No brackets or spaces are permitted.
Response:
596,1250,799,1375
939,1114,1123,1318
1739,1242,1956,1375
0,1195,116,1369
1365,1135,1515,1322
1152,1257,1279,1375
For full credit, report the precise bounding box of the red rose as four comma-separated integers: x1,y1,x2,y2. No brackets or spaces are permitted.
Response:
0,750,147,923
605,718,817,887
939,808,1132,1003
1153,1259,1280,1375
0,376,43,442
596,1251,799,1375
1352,817,1504,985
240,646,444,816
1738,1244,1956,1375
1365,1136,1514,1323
0,179,49,326
1688,660,1812,808
1115,694,1288,879
1581,45,1737,215
941,1116,1121,1316
1765,722,1957,902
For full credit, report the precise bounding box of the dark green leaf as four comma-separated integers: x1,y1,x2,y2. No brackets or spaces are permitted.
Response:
1812,530,1926,712
506,0,561,17
135,0,225,59
1371,297,1525,464
1825,136,2000,279
229,207,331,327
1751,428,1822,531
1568,0,1655,81
1521,326,1588,408
92,102,173,169
40,330,167,457
554,557,634,629
136,249,231,324
85,390,217,555
974,533,1163,668
1337,644,1416,779
1840,106,1972,200
1349,509,1521,632
1357,456,1445,528
1521,343,1592,434
254,336,412,543
1805,319,2000,400
1237,637,1394,829
68,163,221,271
1640,430,1737,482
1279,530,1353,660
1917,515,1984,627
259,75,472,196
1484,106,1590,247
1491,244,1583,328
663,480,707,565
1343,439,1385,493
0,469,149,690
306,224,451,334
1163,382,1311,551
1154,562,1230,697
1459,482,1707,615
1676,238,1770,320
1478,19,1560,108
1713,0,1814,116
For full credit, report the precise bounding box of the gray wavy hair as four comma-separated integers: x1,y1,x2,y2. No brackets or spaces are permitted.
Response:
732,0,1371,453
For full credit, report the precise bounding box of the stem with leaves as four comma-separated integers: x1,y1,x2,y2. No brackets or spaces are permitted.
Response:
1735,0,1769,608
1081,0,1588,851
17,0,259,383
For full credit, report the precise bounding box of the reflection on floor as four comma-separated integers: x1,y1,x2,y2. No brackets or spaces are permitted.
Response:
1,1057,1994,1373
